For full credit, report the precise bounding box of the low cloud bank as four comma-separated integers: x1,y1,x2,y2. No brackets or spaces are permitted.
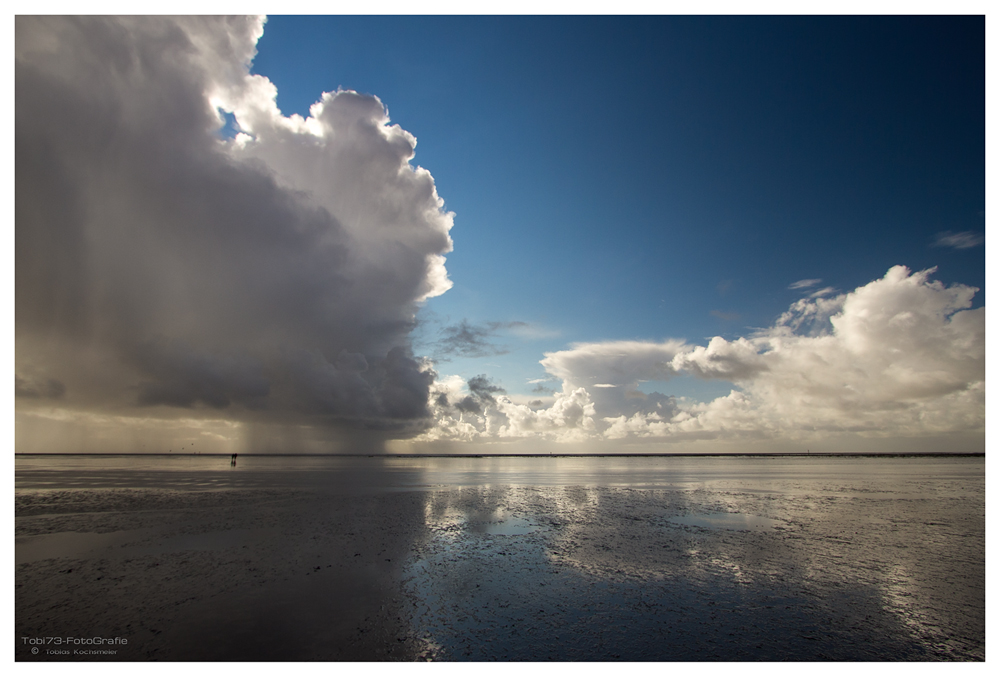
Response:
422,266,984,446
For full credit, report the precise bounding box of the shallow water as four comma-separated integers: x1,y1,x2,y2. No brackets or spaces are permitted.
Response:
15,453,983,492
667,512,784,531
16,527,280,565
15,454,984,661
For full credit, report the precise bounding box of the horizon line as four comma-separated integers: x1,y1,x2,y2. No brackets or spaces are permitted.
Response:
13,452,985,458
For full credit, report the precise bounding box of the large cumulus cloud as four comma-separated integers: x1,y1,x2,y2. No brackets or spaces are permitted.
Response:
421,266,984,446
16,16,453,444
667,266,984,433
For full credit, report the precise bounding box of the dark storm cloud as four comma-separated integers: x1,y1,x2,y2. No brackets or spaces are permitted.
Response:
454,396,484,415
444,374,507,416
15,376,66,399
15,17,453,435
131,340,271,410
467,375,506,403
433,320,528,359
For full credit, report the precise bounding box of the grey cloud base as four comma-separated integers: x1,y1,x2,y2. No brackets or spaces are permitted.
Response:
16,17,453,442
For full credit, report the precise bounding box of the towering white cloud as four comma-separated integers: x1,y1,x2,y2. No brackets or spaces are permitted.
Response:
16,16,453,442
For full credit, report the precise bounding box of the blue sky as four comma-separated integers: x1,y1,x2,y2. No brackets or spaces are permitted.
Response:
251,15,984,398
15,15,985,453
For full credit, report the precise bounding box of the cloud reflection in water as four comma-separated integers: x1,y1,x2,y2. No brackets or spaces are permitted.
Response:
401,461,982,660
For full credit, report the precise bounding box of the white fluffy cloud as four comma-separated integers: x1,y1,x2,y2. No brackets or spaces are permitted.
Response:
540,339,687,387
16,17,452,440
539,339,687,423
419,381,598,444
422,266,983,446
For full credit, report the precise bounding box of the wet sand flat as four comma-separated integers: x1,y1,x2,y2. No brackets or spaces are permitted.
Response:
15,455,985,661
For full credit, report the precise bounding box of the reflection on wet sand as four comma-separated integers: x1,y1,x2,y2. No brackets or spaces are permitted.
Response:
16,455,984,661
403,462,983,660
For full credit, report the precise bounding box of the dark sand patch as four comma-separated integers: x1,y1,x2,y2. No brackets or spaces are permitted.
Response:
16,488,429,661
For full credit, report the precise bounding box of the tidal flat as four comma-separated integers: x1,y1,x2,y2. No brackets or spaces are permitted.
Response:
15,454,984,661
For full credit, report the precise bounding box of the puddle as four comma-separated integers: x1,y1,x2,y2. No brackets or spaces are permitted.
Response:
480,516,537,535
424,501,541,538
15,529,154,564
457,513,539,536
129,528,275,557
16,527,277,564
668,512,784,531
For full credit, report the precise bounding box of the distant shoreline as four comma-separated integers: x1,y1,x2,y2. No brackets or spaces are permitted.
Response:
14,452,985,458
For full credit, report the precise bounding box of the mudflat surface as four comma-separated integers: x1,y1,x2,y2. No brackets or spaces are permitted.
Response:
15,455,985,661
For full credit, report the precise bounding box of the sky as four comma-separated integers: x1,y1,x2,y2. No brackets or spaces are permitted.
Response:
14,13,986,454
